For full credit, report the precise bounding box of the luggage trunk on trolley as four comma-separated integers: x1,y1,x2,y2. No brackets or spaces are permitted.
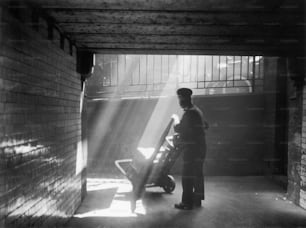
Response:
115,116,180,211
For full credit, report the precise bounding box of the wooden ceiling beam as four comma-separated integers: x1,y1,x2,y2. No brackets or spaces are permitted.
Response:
27,0,303,11
81,46,302,57
73,34,302,45
8,0,303,56
48,10,304,26
83,42,302,51
59,24,304,38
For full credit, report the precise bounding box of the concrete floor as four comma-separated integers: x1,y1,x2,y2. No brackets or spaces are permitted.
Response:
65,176,306,228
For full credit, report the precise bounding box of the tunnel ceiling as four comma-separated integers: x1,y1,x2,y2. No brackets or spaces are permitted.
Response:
26,0,305,55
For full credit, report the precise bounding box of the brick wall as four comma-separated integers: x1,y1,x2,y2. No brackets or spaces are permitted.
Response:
0,6,84,227
301,84,306,209
263,57,288,175
286,57,306,210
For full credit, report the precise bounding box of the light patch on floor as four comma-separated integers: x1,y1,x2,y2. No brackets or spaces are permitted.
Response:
74,178,146,218
68,176,306,228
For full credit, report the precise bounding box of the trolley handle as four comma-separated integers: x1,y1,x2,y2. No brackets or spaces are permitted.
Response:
115,159,133,176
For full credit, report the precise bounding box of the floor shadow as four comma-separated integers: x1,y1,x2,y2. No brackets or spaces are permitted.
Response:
66,176,306,228
77,187,118,213
142,191,165,204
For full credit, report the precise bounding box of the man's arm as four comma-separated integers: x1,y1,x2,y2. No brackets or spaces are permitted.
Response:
173,111,195,140
203,119,209,130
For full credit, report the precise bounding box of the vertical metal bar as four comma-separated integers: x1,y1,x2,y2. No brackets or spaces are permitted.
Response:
196,55,199,88
138,55,141,84
153,55,155,89
204,55,206,88
176,55,179,88
211,56,214,82
117,55,119,86
110,57,112,86
131,56,133,85
168,55,170,81
247,56,249,79
258,56,261,79
145,55,148,91
240,56,242,80
124,55,126,83
182,55,185,82
252,56,256,92
218,55,221,81
261,57,264,79
161,55,163,83
102,55,105,86
190,55,192,82
233,56,235,87
225,56,228,87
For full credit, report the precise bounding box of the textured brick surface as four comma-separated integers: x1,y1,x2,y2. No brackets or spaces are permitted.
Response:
286,58,306,210
287,79,302,205
300,86,306,209
0,7,83,227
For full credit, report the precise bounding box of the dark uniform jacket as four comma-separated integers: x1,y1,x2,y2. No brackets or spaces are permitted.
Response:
174,105,207,162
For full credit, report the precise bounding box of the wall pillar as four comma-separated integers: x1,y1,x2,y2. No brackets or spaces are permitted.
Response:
263,57,288,176
81,83,88,200
263,57,278,175
0,5,6,228
286,57,306,209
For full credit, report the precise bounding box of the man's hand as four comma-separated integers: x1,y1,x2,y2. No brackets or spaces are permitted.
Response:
171,114,180,125
173,124,180,133
172,114,181,133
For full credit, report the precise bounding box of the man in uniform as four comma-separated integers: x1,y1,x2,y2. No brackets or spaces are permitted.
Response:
174,88,208,210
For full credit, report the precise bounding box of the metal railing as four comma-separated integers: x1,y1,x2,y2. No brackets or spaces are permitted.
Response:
87,54,264,98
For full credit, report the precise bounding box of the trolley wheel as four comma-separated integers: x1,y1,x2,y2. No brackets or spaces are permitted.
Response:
162,175,176,193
